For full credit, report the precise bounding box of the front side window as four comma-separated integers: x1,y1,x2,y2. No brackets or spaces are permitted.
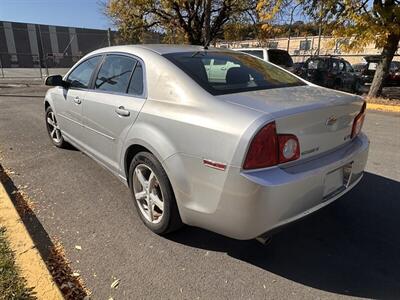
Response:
95,55,136,93
331,60,339,71
67,56,101,88
164,51,305,95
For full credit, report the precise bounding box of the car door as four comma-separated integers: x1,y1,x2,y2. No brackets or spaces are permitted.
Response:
55,56,102,145
82,54,146,173
344,61,356,91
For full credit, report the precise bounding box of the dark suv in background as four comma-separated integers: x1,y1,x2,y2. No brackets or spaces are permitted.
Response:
358,56,400,87
296,56,361,93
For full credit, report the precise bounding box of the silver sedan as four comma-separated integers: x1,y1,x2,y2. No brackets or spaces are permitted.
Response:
44,45,369,240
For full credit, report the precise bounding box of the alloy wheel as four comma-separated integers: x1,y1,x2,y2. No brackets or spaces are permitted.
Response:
46,111,62,143
132,164,165,224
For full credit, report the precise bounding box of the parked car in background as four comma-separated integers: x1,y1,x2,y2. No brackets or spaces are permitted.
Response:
352,63,367,74
232,48,294,72
358,56,400,87
44,45,369,240
292,62,305,75
297,56,361,93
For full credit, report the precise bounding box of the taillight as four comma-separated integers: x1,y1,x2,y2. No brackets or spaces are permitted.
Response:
243,122,300,170
243,122,278,169
278,135,300,163
351,101,366,138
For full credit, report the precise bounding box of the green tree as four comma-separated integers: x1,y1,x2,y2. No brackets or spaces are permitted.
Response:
257,0,400,97
105,0,256,46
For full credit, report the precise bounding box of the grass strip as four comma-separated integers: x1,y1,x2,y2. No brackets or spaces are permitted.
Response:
0,226,36,300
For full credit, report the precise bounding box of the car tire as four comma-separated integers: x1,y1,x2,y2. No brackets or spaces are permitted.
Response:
45,106,67,148
129,151,183,235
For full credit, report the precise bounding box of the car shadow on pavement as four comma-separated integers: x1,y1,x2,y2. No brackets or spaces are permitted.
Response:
168,172,400,299
0,164,54,258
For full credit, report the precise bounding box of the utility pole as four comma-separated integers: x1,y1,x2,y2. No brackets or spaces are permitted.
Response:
38,25,48,77
316,2,323,56
204,0,211,46
0,55,4,78
107,28,112,47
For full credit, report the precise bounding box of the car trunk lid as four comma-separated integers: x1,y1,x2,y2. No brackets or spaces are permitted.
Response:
218,85,364,161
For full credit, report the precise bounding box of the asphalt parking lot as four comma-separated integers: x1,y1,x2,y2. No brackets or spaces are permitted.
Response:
0,85,399,299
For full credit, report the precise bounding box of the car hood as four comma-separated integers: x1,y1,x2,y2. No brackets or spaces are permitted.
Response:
216,85,359,118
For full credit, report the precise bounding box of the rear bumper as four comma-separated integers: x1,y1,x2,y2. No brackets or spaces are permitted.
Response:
179,133,369,240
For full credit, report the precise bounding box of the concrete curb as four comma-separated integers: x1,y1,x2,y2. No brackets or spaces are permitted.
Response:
0,182,64,300
367,103,400,113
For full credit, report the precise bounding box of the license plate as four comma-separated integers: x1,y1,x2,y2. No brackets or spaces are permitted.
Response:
323,162,353,199
323,168,344,197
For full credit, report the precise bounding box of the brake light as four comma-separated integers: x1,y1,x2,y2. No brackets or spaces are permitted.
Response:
243,122,300,170
351,101,366,138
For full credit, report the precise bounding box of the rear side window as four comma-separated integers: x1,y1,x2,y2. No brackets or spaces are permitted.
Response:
95,55,136,93
338,61,345,71
213,59,227,66
67,56,101,88
128,62,144,96
241,50,264,59
307,59,326,70
267,50,293,67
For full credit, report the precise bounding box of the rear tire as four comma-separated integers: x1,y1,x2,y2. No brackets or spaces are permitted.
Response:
129,151,183,235
45,106,67,148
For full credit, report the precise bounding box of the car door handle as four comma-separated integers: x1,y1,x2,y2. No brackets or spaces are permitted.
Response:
115,106,130,117
74,96,81,104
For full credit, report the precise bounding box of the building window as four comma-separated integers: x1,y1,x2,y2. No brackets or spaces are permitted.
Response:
266,41,278,49
335,38,350,53
299,40,311,51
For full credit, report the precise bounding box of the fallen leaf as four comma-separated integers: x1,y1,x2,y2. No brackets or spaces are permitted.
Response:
111,279,120,289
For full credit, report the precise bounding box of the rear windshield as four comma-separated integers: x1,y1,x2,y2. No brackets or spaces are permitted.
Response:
267,49,293,67
163,51,305,95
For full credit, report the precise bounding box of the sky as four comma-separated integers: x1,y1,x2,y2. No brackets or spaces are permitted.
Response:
0,0,112,29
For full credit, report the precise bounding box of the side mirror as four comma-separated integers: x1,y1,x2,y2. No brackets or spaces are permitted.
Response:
45,75,69,88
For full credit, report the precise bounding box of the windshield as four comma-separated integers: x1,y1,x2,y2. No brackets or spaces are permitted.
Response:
163,51,305,95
